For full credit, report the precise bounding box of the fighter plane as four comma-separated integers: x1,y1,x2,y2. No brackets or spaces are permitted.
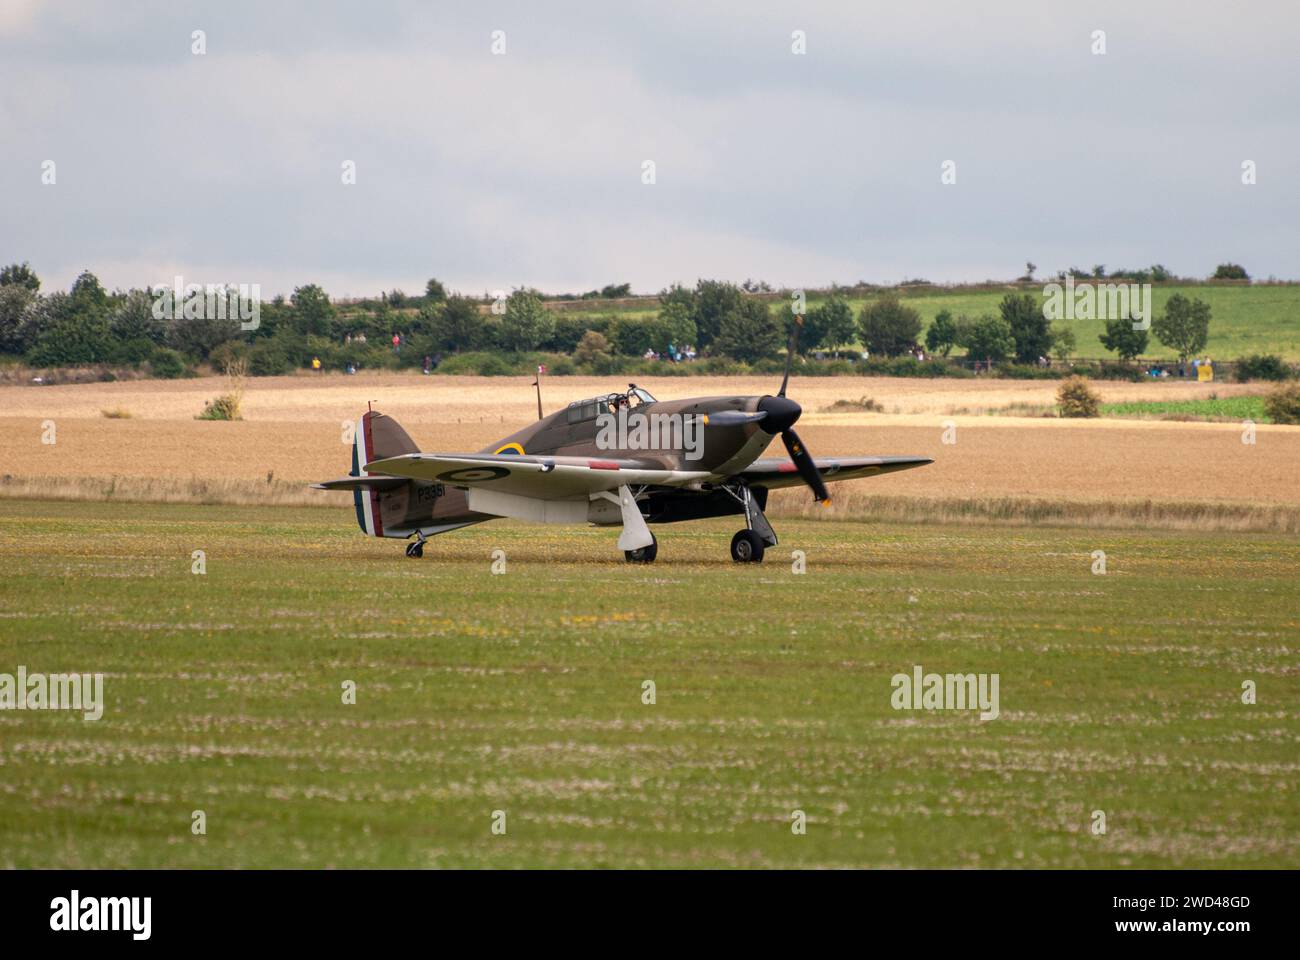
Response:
312,327,932,562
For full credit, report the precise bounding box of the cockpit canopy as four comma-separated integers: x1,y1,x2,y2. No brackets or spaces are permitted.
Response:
565,383,657,424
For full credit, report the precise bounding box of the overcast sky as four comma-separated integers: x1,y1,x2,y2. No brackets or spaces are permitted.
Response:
1,0,1296,298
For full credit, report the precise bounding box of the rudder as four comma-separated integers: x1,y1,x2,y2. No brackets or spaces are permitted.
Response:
352,411,419,536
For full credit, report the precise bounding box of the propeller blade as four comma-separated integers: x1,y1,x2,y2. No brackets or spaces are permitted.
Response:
703,410,768,427
777,314,804,398
782,428,831,504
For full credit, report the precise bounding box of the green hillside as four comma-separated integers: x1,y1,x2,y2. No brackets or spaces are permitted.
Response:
556,283,1300,361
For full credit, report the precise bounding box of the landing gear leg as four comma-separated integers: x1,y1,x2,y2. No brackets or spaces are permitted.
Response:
594,485,656,562
405,531,427,559
725,482,775,563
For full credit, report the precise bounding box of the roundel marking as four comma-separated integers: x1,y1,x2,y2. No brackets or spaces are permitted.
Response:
437,467,510,483
494,442,525,455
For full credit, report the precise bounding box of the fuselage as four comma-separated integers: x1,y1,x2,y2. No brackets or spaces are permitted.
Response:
480,394,778,477
338,387,821,540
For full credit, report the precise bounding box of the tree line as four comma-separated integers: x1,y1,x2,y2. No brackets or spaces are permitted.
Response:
0,261,1227,377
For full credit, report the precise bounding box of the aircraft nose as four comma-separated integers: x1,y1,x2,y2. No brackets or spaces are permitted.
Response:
757,395,802,434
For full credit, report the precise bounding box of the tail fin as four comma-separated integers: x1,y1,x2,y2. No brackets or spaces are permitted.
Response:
352,411,418,536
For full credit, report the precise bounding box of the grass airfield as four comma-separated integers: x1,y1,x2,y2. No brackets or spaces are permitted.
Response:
0,500,1295,868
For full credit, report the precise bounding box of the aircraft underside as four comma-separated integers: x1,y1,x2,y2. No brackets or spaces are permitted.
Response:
389,481,775,563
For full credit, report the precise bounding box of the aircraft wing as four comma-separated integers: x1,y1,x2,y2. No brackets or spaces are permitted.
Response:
362,452,713,500
310,476,408,491
737,456,933,490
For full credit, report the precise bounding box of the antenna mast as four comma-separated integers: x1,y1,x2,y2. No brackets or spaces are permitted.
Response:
532,364,545,420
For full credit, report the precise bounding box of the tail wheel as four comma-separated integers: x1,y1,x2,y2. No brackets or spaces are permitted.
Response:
405,541,424,559
731,529,765,563
624,534,658,564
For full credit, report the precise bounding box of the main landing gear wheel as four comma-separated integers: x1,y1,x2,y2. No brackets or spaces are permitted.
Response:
624,534,657,564
405,540,424,559
731,529,765,563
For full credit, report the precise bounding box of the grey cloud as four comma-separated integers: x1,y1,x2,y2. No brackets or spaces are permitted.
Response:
1,0,1296,297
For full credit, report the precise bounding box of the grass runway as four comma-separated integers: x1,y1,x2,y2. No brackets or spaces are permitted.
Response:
0,500,1296,868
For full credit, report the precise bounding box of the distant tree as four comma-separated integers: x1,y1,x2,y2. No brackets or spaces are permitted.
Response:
386,289,407,307
610,308,695,357
1212,263,1249,281
543,315,584,353
424,278,447,302
805,295,855,352
166,306,241,360
499,289,553,351
70,270,109,314
1149,264,1172,282
249,296,288,340
610,316,658,356
290,284,334,336
774,300,817,353
1099,316,1148,360
958,314,1014,363
1152,293,1211,361
691,280,743,348
924,308,958,357
27,288,113,365
109,289,167,344
714,299,782,362
1092,265,1106,279
1000,293,1052,364
795,293,847,353
858,293,922,357
657,301,696,347
1107,266,1149,283
424,295,481,352
599,282,632,299
0,284,36,353
0,262,40,293
1018,261,1037,281
657,283,696,316
1050,324,1077,363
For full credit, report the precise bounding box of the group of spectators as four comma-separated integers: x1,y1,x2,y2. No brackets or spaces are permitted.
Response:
641,342,698,362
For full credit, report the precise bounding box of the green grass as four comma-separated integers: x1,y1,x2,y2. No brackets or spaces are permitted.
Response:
834,285,1300,361
1101,396,1269,422
0,500,1296,868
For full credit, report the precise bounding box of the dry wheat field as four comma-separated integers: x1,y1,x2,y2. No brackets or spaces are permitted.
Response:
0,373,1297,529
